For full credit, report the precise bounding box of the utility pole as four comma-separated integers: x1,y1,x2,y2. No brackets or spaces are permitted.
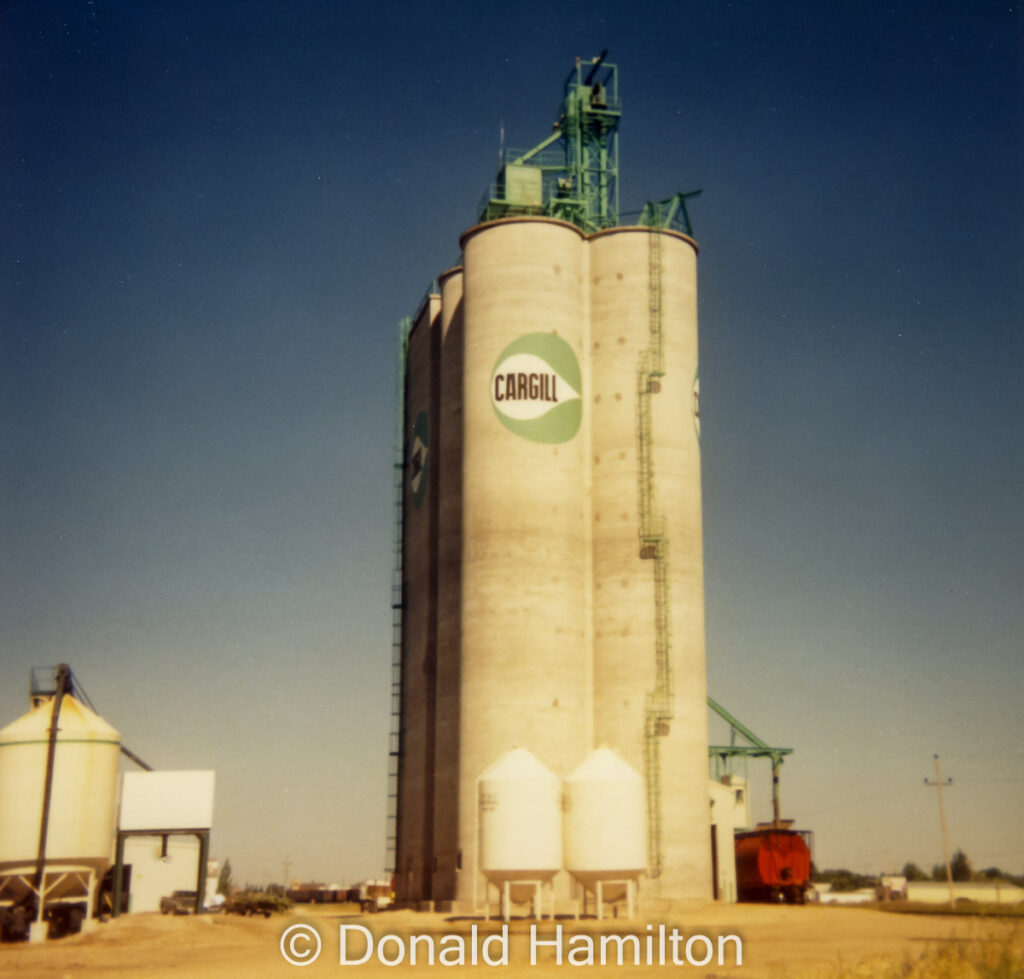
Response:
283,856,291,890
924,754,955,908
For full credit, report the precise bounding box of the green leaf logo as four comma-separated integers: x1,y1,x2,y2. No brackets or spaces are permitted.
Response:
409,411,429,509
490,333,582,444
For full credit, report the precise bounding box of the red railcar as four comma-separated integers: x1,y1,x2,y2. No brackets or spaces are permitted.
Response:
734,823,813,904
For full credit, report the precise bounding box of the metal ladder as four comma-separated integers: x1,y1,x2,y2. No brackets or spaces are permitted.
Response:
637,230,673,879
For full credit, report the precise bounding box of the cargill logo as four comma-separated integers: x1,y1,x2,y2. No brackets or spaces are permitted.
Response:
409,411,429,509
490,333,582,444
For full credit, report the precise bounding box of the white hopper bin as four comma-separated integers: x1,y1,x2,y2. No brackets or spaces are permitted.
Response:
477,747,560,920
0,696,121,868
564,747,646,919
0,694,121,938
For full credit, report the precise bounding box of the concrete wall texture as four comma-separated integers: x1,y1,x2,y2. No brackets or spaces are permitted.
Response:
396,216,711,909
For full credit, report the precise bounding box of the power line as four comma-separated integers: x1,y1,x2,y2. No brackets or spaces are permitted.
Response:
924,754,955,908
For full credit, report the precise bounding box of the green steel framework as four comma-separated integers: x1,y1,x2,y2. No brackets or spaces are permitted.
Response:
480,52,621,233
707,696,793,825
640,191,703,237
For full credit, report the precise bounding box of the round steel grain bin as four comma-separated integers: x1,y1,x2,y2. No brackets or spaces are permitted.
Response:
0,696,120,878
563,747,646,883
479,747,561,884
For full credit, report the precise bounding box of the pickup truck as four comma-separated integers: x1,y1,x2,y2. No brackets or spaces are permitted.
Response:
355,879,394,913
222,892,291,917
160,890,199,915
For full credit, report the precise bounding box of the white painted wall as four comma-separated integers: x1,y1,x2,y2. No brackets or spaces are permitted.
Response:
906,881,1024,905
708,780,738,902
124,836,204,913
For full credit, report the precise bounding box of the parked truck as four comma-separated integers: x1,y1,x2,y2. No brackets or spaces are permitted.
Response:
351,879,394,913
734,822,814,904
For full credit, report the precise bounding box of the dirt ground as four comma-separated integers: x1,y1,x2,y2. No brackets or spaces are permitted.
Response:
1,903,1020,978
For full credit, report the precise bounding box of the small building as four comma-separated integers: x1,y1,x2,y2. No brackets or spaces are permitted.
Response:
812,883,877,905
116,770,216,914
122,838,220,913
708,779,745,902
877,875,907,900
906,881,1024,905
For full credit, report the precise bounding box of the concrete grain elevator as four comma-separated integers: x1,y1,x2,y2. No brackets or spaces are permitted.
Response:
392,55,711,911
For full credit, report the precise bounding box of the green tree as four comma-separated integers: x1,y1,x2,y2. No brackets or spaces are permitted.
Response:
950,849,973,882
217,859,233,896
902,862,927,881
813,868,877,892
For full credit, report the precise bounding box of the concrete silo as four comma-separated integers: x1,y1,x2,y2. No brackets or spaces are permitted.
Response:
455,217,592,909
392,55,711,910
394,293,442,902
429,265,465,903
589,225,709,899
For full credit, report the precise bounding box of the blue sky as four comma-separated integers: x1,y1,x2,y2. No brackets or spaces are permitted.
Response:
2,0,1021,885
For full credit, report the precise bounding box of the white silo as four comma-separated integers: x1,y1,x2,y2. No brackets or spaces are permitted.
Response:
0,691,121,937
431,264,465,904
564,747,646,918
393,57,714,912
456,217,591,907
395,290,442,903
589,226,711,902
478,747,561,919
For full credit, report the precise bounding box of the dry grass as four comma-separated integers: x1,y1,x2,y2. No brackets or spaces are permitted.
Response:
2,902,1021,978
823,929,1024,979
876,902,1024,920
